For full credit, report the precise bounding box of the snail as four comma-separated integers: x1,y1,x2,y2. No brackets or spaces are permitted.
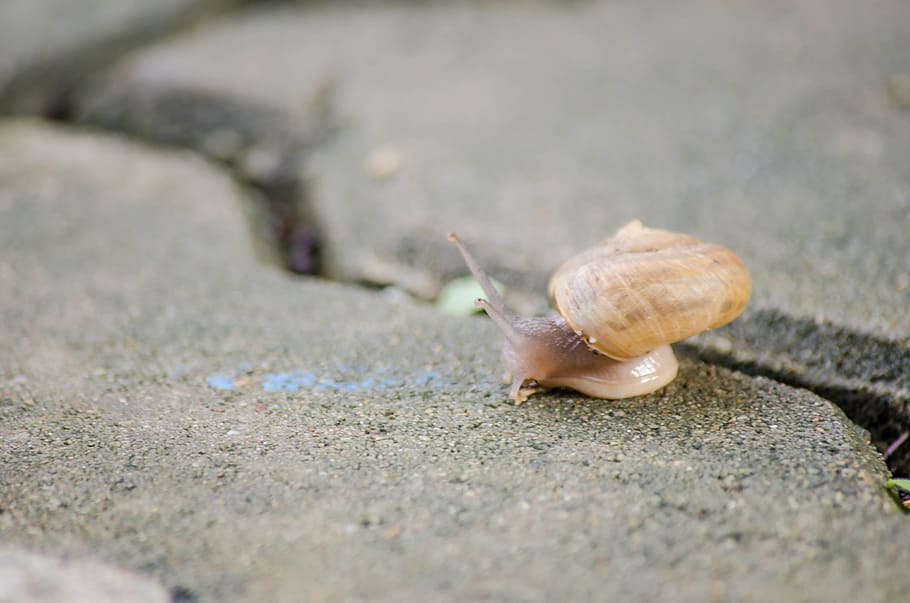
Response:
448,220,751,403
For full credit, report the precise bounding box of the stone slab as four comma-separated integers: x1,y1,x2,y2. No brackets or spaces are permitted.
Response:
1,120,908,601
0,0,231,114
74,0,910,325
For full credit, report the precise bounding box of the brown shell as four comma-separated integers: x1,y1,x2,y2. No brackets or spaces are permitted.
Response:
548,220,751,360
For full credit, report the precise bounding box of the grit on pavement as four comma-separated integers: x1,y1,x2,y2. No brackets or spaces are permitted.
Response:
1,1,909,602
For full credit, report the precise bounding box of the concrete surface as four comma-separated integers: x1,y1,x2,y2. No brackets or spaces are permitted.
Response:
74,0,910,324
2,0,910,600
1,120,908,601
70,0,910,470
0,0,232,114
0,546,170,603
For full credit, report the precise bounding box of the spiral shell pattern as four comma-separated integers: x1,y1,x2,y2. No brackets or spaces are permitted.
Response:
548,220,751,360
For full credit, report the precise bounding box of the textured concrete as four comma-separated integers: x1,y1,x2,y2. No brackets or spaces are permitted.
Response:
72,0,910,472
74,1,910,320
1,120,908,602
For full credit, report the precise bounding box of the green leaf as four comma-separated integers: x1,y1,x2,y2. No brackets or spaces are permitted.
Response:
886,478,910,492
436,276,505,316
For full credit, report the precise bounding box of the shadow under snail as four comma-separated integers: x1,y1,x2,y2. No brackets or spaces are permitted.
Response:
448,220,751,403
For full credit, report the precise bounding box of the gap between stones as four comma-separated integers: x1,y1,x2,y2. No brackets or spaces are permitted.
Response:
683,310,910,477
3,0,328,276
61,85,332,276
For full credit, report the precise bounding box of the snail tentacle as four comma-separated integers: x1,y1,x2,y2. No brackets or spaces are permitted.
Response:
447,233,513,319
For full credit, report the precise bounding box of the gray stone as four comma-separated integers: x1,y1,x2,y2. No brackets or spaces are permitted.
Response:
0,0,231,114
72,0,910,470
73,0,910,319
0,546,169,603
1,120,908,602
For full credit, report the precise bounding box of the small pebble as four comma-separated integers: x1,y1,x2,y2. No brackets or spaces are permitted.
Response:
365,145,404,181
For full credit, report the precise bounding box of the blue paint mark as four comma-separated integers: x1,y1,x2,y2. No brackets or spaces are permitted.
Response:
414,370,438,385
206,374,235,390
262,370,315,392
259,368,447,393
206,363,460,395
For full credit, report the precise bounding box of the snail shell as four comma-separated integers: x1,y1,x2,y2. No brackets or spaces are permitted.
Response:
548,220,751,359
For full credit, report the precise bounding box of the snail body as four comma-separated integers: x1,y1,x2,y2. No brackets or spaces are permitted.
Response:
448,220,751,403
